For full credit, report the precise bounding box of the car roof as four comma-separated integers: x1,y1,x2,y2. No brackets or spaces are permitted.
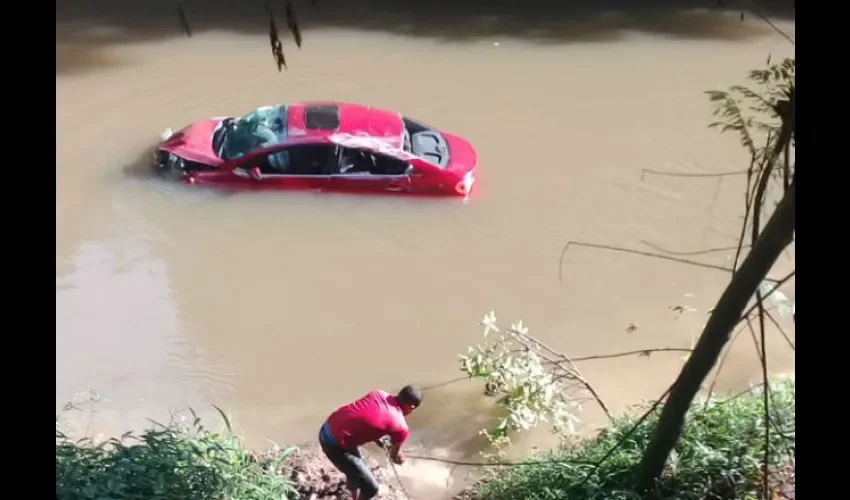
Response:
279,101,418,163
284,102,403,140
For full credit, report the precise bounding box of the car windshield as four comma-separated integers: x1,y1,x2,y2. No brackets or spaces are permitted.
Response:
220,105,288,160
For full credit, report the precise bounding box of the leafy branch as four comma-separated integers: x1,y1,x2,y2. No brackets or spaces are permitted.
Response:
459,311,612,453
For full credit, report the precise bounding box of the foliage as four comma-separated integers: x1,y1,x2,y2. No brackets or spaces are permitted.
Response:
459,311,585,453
56,405,298,500
705,57,794,158
469,379,795,500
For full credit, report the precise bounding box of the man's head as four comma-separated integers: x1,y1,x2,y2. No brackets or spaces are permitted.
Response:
396,385,423,415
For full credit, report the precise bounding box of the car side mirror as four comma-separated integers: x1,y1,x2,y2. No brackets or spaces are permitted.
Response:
250,166,263,181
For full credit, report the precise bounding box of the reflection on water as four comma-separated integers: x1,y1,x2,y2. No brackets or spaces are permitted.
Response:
55,206,235,435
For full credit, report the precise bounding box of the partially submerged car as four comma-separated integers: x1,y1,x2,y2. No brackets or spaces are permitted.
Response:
154,101,478,198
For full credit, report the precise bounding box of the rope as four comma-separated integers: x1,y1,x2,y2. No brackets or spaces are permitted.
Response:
385,448,412,500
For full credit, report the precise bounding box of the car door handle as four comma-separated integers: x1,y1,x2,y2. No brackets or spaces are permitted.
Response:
386,185,406,192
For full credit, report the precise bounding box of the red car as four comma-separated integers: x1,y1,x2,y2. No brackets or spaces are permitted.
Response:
154,101,478,198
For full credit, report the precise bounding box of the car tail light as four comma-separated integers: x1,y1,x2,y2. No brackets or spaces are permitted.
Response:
455,171,475,196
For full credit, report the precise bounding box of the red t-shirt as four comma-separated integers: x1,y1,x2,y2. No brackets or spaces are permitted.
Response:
326,390,410,450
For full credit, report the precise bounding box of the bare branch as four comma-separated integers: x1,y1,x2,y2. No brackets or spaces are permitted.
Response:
640,168,749,181
703,321,749,408
510,330,613,421
739,271,794,320
558,240,786,285
764,309,795,350
638,241,751,257
743,2,796,45
570,348,693,363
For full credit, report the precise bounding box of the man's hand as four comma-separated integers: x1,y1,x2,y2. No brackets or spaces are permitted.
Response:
391,449,405,465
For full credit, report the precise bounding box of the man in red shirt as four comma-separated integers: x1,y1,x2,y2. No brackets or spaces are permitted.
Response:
319,385,423,500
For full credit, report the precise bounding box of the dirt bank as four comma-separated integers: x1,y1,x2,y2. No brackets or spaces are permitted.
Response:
273,444,410,500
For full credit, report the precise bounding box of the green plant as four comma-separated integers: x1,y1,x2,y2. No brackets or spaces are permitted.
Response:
470,379,794,500
459,311,590,454
705,57,794,158
56,406,298,500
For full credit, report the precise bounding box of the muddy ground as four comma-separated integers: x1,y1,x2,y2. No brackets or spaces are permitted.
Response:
274,444,413,500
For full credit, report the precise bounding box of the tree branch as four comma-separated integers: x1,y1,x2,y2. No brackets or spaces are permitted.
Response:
764,308,795,350
558,241,786,286
639,241,750,257
634,172,794,491
570,348,693,362
510,330,613,421
739,270,795,320
640,168,749,181
702,321,749,408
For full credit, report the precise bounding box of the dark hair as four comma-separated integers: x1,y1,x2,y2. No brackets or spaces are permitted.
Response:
396,385,423,408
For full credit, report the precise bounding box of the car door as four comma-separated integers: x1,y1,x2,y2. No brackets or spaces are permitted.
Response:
230,143,336,192
329,147,412,195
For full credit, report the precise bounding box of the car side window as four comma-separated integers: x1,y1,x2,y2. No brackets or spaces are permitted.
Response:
337,147,410,176
243,144,337,176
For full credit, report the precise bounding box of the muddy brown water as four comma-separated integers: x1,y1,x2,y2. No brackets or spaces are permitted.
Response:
57,3,794,497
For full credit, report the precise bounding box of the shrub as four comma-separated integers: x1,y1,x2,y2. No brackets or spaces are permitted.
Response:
469,379,795,500
56,407,298,500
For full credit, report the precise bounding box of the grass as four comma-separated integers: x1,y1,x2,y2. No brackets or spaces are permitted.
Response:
55,406,298,500
55,381,794,500
469,379,795,500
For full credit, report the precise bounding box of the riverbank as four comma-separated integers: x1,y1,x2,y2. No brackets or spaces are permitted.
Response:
56,379,794,500
463,378,795,500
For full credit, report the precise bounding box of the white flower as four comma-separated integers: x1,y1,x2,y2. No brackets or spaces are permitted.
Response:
481,310,498,337
511,320,529,336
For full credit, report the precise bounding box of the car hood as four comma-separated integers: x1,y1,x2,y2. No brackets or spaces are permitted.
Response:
159,119,225,167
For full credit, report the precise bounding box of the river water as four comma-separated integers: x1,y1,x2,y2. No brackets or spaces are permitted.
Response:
57,1,794,496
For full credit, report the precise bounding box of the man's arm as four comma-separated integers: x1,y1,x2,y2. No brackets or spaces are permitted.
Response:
389,441,405,465
387,427,409,465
